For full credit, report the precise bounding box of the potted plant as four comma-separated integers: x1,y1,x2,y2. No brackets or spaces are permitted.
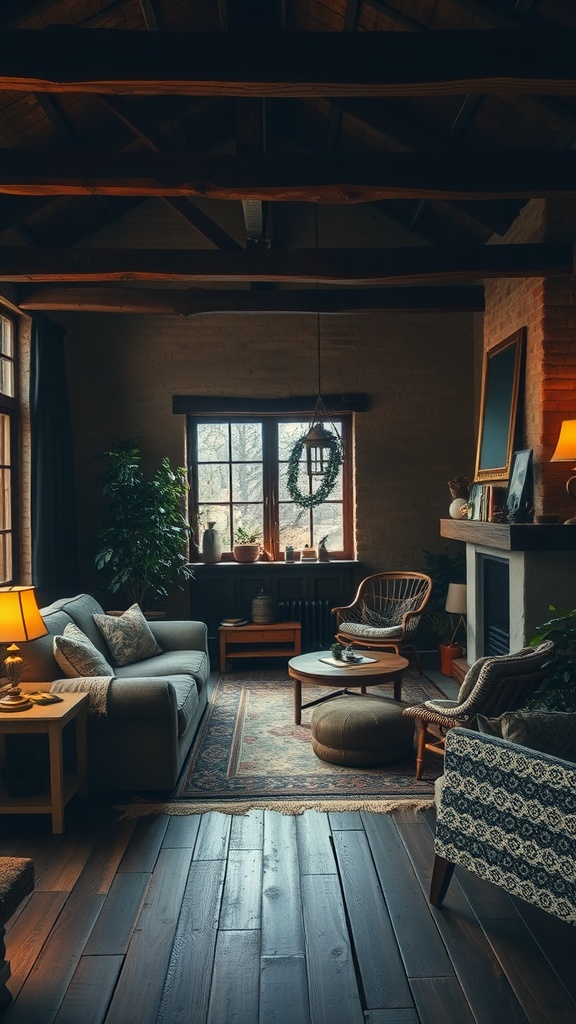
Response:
427,611,465,675
527,605,576,711
94,439,194,609
233,526,262,563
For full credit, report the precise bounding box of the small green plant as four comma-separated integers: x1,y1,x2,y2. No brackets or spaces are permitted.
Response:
527,605,576,711
331,642,345,660
234,526,261,545
426,611,454,646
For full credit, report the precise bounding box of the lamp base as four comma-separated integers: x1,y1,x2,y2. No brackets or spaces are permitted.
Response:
0,687,33,712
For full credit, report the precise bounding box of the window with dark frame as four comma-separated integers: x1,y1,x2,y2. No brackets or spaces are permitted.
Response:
187,413,354,561
0,313,17,585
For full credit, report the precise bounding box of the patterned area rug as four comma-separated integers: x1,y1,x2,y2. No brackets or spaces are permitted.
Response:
168,667,445,808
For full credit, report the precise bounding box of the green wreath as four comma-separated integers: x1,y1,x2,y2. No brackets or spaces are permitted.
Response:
286,432,343,508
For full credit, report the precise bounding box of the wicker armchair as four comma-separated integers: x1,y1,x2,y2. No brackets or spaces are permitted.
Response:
431,727,576,924
332,571,432,673
403,641,555,779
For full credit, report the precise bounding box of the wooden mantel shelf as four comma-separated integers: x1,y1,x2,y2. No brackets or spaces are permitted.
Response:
440,519,576,551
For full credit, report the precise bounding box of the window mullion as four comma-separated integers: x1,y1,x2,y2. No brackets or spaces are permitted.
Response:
262,419,278,559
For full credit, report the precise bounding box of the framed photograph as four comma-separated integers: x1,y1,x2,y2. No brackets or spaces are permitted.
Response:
506,449,533,516
474,329,525,482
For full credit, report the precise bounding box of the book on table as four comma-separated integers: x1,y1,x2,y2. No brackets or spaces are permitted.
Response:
319,655,377,667
220,618,248,627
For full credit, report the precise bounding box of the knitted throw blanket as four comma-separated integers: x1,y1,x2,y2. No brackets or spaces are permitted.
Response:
50,676,112,717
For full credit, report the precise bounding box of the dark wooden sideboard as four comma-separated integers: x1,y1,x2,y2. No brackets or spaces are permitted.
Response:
189,560,361,657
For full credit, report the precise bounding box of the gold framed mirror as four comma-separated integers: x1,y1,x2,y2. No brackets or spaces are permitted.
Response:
474,328,524,482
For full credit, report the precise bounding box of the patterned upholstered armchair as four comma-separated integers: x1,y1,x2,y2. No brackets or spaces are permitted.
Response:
403,641,554,779
430,727,576,925
332,571,432,673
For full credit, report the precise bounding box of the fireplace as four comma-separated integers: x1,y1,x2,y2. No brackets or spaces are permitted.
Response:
440,520,576,664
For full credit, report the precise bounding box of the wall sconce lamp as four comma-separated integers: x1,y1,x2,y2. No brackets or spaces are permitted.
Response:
445,583,467,648
0,586,48,712
550,419,576,525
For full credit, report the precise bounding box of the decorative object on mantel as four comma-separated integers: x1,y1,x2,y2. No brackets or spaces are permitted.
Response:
448,475,471,519
505,449,533,523
201,521,222,564
286,316,343,509
550,420,576,525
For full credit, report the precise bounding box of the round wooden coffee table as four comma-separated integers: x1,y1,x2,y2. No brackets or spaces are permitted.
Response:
288,650,410,725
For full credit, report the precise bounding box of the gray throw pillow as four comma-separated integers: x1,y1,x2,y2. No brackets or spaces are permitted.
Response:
476,710,576,762
93,603,162,667
53,622,114,678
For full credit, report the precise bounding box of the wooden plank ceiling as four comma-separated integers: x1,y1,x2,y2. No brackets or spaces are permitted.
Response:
0,0,575,316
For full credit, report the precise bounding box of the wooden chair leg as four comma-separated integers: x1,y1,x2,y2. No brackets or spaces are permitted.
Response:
0,925,12,1008
415,721,427,780
429,854,456,907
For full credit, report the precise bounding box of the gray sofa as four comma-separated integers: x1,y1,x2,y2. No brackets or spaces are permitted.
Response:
19,594,210,792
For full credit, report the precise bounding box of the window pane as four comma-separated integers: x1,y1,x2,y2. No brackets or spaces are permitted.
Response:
233,504,263,542
279,504,311,550
0,533,11,584
197,463,229,503
197,423,229,462
0,470,11,530
0,357,14,398
278,421,308,460
0,317,13,358
232,463,262,504
313,502,343,550
231,422,262,461
0,414,9,466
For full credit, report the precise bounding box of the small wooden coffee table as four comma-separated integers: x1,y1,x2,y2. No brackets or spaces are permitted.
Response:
288,650,409,725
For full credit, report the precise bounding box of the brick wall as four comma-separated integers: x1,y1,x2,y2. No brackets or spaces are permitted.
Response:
484,199,576,522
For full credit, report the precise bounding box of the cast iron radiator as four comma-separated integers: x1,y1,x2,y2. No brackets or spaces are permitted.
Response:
278,599,335,652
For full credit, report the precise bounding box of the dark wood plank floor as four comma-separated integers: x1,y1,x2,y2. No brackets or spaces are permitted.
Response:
1,796,575,1024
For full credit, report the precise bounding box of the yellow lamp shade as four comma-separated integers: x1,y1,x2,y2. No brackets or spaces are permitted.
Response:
0,586,48,644
551,420,576,463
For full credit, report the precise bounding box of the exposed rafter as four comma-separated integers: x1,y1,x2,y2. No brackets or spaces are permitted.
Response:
17,285,485,315
1,29,576,97
0,243,571,284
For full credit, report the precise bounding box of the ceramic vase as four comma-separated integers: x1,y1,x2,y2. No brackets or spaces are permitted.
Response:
202,522,222,563
252,589,276,624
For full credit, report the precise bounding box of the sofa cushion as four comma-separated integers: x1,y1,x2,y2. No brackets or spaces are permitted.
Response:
43,594,110,656
476,710,576,762
93,604,162,667
53,623,114,678
115,648,209,689
169,675,200,736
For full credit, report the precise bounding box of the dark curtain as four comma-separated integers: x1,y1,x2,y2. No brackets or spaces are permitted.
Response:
30,314,78,606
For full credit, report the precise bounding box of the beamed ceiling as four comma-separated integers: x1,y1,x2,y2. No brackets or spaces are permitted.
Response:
1,0,576,317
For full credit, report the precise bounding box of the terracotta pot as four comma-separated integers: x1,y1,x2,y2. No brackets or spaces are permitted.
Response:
233,543,260,563
439,643,463,676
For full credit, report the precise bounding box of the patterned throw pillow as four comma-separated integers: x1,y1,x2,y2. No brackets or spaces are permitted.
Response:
476,710,576,762
93,603,162,667
53,623,114,678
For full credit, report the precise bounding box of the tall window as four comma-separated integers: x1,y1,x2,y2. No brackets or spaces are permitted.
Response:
0,313,17,584
188,414,353,559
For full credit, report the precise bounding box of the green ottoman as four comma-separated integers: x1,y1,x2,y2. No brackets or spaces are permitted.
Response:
310,695,415,767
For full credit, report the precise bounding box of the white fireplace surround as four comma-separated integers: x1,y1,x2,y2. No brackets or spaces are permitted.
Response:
466,545,576,663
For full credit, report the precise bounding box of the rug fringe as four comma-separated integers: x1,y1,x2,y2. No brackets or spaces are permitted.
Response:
116,797,435,818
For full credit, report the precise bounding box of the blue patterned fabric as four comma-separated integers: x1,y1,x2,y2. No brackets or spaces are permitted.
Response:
435,728,576,924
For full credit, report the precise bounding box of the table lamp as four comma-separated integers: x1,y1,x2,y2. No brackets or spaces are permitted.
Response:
0,586,48,712
550,419,576,524
445,583,467,647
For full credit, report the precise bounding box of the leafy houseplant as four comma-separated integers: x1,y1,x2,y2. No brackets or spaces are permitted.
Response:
95,440,194,608
422,548,467,673
527,605,576,711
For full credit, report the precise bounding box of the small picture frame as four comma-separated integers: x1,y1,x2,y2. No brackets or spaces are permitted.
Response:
469,482,483,521
506,449,533,517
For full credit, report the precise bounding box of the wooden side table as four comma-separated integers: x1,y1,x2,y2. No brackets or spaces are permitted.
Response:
0,692,88,834
219,621,302,672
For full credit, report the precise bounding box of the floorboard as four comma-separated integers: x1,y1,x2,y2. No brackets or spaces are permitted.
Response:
1,789,575,1024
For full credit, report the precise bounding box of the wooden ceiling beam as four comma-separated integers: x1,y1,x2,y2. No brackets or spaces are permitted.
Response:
17,284,485,315
1,242,572,283
1,29,576,96
2,151,576,202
